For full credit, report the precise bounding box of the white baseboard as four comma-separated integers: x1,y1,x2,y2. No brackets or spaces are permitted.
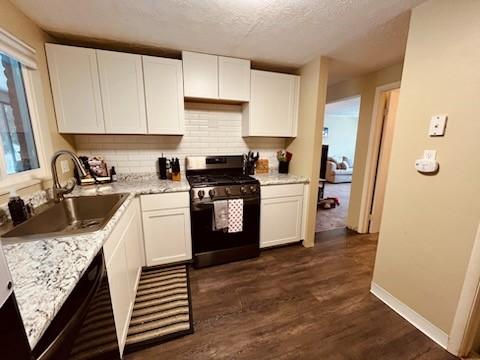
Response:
370,282,449,349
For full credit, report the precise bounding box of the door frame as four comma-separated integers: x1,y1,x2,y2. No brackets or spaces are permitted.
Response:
448,223,480,356
357,81,400,233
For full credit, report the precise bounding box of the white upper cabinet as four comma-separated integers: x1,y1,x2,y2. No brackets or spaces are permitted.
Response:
97,50,147,134
182,51,218,99
243,70,300,137
183,51,251,102
218,56,250,102
46,44,105,134
143,56,184,135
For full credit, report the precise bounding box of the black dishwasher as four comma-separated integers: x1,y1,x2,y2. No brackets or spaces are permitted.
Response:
33,250,120,360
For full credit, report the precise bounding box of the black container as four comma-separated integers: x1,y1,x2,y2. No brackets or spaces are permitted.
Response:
278,161,289,174
8,196,28,225
158,157,168,179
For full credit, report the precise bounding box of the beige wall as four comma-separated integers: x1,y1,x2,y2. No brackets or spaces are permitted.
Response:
372,0,480,335
327,63,403,231
286,57,328,247
0,0,75,203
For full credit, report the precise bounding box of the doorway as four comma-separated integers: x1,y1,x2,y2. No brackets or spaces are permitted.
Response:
365,86,401,234
316,96,360,232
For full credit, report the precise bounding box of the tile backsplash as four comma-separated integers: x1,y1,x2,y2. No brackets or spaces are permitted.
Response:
75,103,286,174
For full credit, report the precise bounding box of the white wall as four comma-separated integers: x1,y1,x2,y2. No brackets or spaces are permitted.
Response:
75,102,285,173
323,114,358,162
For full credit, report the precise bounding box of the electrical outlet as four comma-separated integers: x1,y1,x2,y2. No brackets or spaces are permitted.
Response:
60,160,70,174
423,150,437,160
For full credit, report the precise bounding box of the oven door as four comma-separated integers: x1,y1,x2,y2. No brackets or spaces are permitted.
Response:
190,196,260,267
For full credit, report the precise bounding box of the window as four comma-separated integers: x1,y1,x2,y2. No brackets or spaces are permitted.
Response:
0,53,39,175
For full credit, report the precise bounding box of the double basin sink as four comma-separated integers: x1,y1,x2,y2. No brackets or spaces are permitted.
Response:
2,193,129,241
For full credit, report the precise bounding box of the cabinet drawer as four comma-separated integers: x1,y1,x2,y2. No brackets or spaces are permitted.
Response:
261,183,304,199
140,192,189,212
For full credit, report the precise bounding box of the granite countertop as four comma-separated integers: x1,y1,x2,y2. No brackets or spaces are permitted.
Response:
253,172,310,185
71,173,191,197
2,175,190,349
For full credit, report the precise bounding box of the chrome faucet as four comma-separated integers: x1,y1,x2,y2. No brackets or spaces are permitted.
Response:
51,150,88,202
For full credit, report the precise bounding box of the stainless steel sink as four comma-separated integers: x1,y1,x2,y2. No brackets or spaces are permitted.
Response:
1,193,129,241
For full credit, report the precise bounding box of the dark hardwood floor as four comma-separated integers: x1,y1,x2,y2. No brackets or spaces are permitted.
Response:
126,229,457,360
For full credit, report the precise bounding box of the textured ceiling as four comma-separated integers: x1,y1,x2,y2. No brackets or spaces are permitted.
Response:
10,0,424,83
325,96,361,117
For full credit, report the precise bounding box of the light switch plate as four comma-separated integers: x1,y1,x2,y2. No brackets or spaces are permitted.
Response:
60,160,70,174
429,114,448,136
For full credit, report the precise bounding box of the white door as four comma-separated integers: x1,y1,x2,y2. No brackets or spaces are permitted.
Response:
46,44,105,133
247,70,299,137
218,56,250,102
182,51,218,99
260,196,303,248
369,89,400,233
97,50,147,134
143,207,192,266
143,56,185,134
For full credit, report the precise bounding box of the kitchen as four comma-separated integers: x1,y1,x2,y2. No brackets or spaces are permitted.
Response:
0,22,311,360
1,0,468,359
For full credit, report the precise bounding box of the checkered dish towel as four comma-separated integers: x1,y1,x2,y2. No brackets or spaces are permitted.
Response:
228,199,243,233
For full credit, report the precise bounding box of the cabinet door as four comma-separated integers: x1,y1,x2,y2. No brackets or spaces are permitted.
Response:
104,198,142,357
182,51,218,99
246,70,299,137
46,44,105,133
218,56,250,101
143,56,185,134
123,201,143,298
143,207,192,266
106,236,131,356
260,196,303,248
97,50,147,134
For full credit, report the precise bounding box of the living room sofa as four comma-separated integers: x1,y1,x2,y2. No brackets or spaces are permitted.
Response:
326,156,353,183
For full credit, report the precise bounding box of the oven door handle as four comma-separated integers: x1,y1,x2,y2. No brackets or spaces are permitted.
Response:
192,197,259,211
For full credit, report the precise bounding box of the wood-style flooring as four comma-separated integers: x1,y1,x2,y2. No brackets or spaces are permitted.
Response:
126,229,457,360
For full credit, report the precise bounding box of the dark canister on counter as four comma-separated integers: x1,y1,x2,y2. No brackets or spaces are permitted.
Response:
278,161,290,174
7,191,28,225
158,157,168,179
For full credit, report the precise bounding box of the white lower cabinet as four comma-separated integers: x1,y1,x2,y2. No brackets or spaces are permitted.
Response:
260,184,304,248
141,192,192,267
103,198,142,357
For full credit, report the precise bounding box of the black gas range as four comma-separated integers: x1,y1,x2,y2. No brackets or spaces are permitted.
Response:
186,155,260,268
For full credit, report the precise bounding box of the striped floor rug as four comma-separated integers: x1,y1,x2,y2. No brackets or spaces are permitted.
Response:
125,264,194,354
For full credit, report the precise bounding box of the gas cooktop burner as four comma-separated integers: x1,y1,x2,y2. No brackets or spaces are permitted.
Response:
187,174,257,187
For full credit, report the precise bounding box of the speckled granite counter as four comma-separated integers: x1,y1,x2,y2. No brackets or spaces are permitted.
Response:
2,176,189,349
253,172,310,185
72,173,190,197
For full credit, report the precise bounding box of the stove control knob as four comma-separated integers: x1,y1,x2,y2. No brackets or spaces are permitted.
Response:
250,185,257,193
240,186,246,194
197,190,205,199
225,187,232,196
209,189,215,198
